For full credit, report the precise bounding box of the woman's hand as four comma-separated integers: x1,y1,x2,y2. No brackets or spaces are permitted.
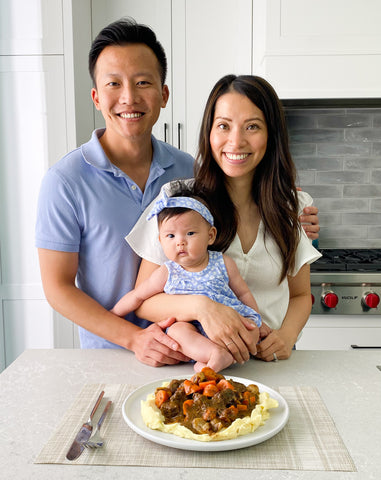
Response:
131,317,190,367
196,297,260,364
255,329,294,362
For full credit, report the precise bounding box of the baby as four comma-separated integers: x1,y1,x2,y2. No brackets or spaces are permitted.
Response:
112,187,270,372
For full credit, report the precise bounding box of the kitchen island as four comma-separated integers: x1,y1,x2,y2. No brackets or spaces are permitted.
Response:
0,349,379,479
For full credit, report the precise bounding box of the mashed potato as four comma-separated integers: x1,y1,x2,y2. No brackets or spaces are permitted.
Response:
141,381,278,442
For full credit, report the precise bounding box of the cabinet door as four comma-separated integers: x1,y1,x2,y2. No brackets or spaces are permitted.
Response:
172,0,253,156
254,0,381,98
0,0,63,55
91,0,172,143
0,55,68,369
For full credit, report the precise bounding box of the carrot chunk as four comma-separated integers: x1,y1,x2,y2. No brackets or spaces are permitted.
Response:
155,388,171,408
217,379,235,391
183,380,202,395
199,380,216,390
183,399,194,416
203,384,219,397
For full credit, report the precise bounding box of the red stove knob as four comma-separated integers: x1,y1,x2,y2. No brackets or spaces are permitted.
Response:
322,292,338,309
362,292,380,309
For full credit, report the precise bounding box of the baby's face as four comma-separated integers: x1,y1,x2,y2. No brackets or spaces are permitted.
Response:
158,211,216,270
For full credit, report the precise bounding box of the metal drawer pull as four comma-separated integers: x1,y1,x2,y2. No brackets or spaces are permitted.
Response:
351,345,381,349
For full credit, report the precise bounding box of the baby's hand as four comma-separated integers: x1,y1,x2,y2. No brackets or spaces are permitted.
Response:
259,321,272,339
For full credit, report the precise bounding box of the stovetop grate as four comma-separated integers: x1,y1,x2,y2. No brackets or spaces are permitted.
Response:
311,249,381,273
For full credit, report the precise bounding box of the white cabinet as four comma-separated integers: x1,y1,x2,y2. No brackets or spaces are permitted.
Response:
0,54,70,370
0,0,63,55
297,315,381,350
253,0,381,98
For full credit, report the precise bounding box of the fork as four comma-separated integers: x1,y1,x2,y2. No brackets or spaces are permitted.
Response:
83,400,112,448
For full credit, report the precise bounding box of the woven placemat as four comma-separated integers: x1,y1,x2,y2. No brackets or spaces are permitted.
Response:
35,383,356,471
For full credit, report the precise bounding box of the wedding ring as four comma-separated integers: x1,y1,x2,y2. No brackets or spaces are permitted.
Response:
226,342,234,346
273,353,278,362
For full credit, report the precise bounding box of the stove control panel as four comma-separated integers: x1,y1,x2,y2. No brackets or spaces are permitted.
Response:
310,278,381,315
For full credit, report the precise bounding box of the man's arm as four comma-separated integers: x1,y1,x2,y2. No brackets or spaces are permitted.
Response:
38,249,187,366
300,205,320,240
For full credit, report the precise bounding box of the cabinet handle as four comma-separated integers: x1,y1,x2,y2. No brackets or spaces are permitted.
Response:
164,123,168,143
351,345,381,349
177,123,181,150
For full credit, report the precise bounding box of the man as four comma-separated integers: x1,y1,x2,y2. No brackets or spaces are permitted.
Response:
36,18,194,366
36,18,319,367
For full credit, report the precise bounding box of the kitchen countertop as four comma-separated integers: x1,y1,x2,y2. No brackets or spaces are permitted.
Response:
0,349,380,479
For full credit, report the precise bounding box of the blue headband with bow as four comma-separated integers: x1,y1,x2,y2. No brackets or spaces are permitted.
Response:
146,191,214,226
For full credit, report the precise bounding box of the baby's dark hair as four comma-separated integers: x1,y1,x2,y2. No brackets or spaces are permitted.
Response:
157,182,212,226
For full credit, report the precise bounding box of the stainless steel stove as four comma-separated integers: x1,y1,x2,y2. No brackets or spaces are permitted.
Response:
310,249,381,315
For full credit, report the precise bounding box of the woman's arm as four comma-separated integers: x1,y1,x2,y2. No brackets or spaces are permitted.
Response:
255,263,312,361
135,259,259,363
223,254,260,312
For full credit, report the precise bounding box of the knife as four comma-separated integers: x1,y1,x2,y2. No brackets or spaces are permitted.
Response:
66,390,105,461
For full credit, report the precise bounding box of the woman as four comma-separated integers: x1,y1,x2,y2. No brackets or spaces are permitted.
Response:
128,75,321,363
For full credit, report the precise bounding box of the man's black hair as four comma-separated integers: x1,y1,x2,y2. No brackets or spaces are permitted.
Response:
89,17,167,86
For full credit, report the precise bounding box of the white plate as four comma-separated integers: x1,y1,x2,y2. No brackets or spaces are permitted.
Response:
122,375,289,451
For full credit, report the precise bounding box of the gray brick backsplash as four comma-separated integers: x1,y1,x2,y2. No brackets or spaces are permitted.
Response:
316,198,369,212
342,213,381,225
369,226,381,238
346,128,381,142
374,114,381,127
300,185,343,198
294,157,343,171
296,170,315,185
344,185,381,197
318,143,371,156
289,128,344,143
371,199,381,211
289,144,316,156
373,143,381,155
320,225,367,239
316,171,369,184
372,170,381,183
345,158,381,169
285,105,381,248
318,213,342,226
317,113,371,129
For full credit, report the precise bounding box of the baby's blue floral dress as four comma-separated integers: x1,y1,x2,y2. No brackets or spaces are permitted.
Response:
164,250,262,336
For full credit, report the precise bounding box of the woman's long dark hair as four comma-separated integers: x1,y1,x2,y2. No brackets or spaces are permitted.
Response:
194,75,300,282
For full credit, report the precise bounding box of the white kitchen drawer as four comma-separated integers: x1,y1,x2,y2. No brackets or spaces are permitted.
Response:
297,327,381,350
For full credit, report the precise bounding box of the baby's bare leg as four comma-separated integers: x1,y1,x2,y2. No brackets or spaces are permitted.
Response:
167,322,234,372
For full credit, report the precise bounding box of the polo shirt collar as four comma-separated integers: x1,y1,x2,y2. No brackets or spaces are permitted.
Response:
81,129,175,176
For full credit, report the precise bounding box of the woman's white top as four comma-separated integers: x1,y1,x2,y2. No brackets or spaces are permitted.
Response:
126,181,321,330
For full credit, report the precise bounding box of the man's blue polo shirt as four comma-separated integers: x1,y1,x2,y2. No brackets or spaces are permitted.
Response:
35,129,194,348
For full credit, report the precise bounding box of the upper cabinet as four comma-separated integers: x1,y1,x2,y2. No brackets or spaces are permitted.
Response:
253,0,381,98
0,0,63,55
